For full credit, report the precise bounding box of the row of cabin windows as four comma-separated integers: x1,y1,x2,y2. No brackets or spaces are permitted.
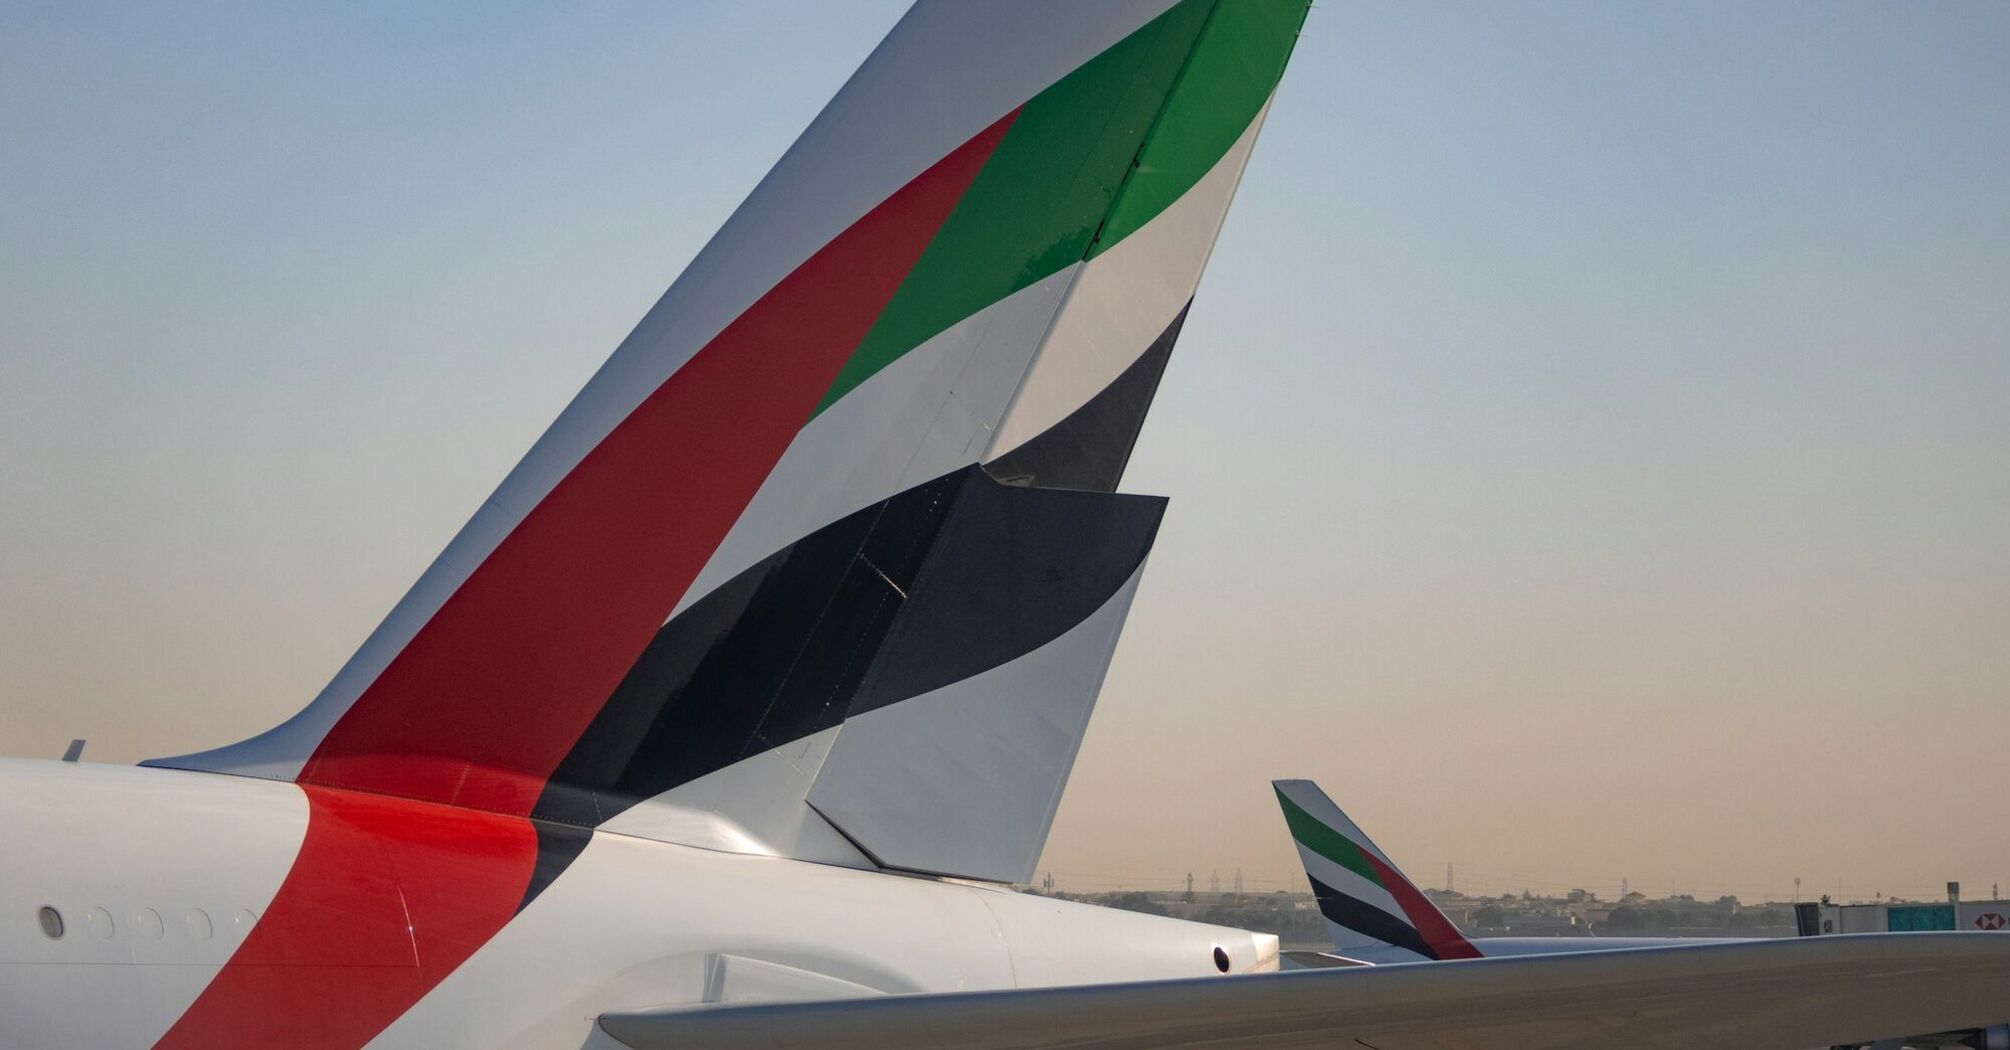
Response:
35,905,253,942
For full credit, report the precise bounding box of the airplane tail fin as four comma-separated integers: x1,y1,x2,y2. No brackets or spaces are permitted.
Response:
147,0,1311,887
1273,780,1482,961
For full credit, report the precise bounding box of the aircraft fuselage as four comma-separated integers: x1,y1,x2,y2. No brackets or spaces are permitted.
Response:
0,759,1273,1048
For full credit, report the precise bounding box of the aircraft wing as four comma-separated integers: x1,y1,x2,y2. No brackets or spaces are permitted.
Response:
600,933,2010,1050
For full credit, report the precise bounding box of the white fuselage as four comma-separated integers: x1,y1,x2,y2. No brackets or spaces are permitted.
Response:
0,759,1275,1048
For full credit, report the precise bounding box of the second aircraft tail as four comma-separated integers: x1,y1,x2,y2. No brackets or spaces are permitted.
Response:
1273,779,1482,961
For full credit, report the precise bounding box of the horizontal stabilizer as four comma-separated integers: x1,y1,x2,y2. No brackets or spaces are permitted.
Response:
807,477,1165,882
569,465,1164,882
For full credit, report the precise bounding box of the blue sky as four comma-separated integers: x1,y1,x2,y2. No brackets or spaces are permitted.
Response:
4,2,2007,899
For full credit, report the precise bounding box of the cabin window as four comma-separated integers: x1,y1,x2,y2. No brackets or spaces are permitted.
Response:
1212,946,1230,972
37,906,64,940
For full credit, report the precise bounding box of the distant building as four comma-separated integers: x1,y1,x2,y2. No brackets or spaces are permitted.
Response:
1805,883,2010,936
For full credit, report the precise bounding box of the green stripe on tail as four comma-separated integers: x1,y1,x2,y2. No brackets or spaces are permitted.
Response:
815,0,1309,415
1090,0,1311,257
1275,785,1383,886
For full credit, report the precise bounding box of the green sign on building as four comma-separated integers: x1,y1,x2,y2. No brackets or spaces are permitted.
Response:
1886,905,1955,931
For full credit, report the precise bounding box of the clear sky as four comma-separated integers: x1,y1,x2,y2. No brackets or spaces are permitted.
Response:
4,2,2007,904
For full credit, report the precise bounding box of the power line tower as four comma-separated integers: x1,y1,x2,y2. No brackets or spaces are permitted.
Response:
1042,871,1054,893
1233,868,1244,895
1210,870,1220,894
1446,863,1454,895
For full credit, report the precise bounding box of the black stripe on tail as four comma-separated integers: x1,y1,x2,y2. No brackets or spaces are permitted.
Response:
530,464,1160,830
1307,873,1444,961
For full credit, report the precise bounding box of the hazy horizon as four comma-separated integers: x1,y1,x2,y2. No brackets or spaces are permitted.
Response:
4,2,2006,904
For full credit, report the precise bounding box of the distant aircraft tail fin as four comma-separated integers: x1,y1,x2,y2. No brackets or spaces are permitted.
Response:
1273,780,1482,961
147,0,1310,887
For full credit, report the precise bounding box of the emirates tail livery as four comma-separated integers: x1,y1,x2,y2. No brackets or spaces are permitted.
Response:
1274,779,1732,964
6,4,2007,1048
1273,779,2010,1050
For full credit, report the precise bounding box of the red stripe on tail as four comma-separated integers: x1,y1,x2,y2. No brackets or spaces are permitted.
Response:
300,110,1019,817
1363,852,1483,961
155,113,1021,1050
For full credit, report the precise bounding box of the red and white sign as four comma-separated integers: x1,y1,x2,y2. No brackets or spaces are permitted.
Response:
1977,912,2007,931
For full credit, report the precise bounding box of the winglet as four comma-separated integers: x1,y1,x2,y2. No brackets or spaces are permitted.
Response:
1272,779,1481,961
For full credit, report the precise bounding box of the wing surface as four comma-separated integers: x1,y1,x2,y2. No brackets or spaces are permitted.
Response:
600,933,2010,1050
